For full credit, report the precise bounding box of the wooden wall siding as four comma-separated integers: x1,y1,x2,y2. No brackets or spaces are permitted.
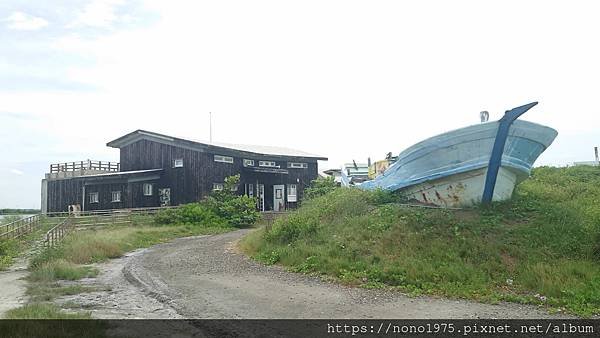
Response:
47,139,320,212
46,176,162,212
85,183,128,211
46,179,84,213
119,139,320,208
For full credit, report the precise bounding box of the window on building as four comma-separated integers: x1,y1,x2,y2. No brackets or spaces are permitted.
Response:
89,192,99,203
243,159,254,167
247,184,254,197
111,191,121,202
213,183,224,191
259,161,276,167
143,183,153,196
173,158,184,168
288,162,308,169
287,184,297,202
214,155,233,163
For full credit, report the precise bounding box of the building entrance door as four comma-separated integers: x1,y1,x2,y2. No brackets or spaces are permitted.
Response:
159,188,171,206
273,185,285,212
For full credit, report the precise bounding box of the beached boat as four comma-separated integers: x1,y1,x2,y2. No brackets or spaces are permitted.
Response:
359,102,558,207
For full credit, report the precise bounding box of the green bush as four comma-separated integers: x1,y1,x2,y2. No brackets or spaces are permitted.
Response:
154,203,226,227
154,175,259,227
204,174,260,227
304,176,338,200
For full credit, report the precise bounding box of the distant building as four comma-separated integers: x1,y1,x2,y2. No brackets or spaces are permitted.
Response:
368,152,398,179
322,168,342,185
573,147,600,166
340,162,370,187
42,130,327,213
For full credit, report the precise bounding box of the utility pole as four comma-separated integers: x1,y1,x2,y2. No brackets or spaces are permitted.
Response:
209,112,213,143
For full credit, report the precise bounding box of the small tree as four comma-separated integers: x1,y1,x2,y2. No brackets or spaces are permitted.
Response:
205,174,259,227
304,176,338,200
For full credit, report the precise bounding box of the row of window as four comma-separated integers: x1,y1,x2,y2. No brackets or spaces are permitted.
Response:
217,183,298,201
88,183,154,204
88,191,122,203
212,183,238,191
243,159,308,169
170,157,308,169
88,183,299,204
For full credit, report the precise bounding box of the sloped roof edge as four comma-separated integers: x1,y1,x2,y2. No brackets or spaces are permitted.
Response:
107,130,328,160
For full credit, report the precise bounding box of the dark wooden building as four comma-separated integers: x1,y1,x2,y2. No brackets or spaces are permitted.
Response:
42,130,327,213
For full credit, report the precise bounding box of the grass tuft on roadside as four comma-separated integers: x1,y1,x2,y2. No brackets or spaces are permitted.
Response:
4,303,91,319
28,259,98,283
240,166,600,317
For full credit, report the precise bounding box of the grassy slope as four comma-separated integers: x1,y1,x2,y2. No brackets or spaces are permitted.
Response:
241,166,600,316
0,216,63,270
5,220,234,319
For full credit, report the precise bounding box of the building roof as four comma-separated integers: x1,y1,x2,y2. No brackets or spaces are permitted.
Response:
107,130,328,161
77,169,163,179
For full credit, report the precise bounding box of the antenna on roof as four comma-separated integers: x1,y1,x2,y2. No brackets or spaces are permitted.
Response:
480,111,489,123
209,112,213,143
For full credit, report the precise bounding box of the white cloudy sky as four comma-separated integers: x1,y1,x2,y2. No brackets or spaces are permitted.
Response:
1,0,599,208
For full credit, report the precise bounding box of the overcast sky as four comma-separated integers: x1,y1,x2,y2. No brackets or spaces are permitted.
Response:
1,0,599,209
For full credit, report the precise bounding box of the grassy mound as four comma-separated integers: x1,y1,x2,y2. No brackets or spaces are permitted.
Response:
241,166,600,316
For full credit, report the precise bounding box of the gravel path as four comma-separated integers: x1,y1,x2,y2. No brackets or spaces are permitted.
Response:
0,257,28,318
125,229,570,319
55,249,181,319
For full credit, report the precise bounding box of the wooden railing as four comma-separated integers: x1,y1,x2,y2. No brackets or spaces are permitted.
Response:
49,160,120,173
0,214,42,240
44,206,180,219
44,217,74,248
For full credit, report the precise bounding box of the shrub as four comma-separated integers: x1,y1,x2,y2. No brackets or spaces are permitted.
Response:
367,188,404,205
155,203,226,227
204,174,260,227
304,176,338,200
154,175,259,227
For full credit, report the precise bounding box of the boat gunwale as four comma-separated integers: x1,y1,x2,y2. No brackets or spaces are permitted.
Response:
361,120,557,192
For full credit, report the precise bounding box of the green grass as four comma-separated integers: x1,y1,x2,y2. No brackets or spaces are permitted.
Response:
30,223,234,269
28,259,99,283
241,166,600,317
5,219,235,319
0,216,63,271
4,303,91,319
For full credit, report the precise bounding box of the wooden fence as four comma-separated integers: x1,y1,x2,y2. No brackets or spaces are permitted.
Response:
6,206,286,247
0,214,43,240
44,206,179,219
49,160,120,173
41,206,182,247
44,217,74,248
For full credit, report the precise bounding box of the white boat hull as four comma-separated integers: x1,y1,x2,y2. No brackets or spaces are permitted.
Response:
401,166,518,207
360,118,558,207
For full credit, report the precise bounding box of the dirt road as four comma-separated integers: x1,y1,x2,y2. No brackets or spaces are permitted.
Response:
0,257,28,318
124,229,568,319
